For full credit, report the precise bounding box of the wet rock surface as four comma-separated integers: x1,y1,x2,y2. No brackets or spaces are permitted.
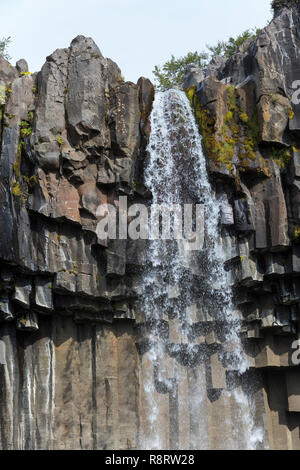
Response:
2,3,300,449
0,36,154,449
183,1,300,448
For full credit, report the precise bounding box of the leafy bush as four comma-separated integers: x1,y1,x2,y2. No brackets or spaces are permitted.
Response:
207,28,261,59
0,37,11,60
153,29,261,90
153,51,209,91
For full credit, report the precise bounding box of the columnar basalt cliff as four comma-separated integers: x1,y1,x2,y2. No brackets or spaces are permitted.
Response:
2,2,300,450
0,35,155,450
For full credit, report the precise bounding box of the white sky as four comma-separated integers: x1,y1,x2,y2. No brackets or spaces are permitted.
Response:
1,0,272,83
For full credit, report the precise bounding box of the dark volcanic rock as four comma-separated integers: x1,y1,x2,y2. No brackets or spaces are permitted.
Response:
3,3,300,449
179,0,300,449
0,35,150,325
16,59,29,75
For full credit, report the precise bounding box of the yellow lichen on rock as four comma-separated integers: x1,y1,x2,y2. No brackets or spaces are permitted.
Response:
186,84,272,178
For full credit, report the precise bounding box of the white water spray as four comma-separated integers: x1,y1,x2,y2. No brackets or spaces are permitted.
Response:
138,89,263,450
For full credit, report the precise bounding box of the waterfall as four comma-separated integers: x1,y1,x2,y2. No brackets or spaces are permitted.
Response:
137,89,264,450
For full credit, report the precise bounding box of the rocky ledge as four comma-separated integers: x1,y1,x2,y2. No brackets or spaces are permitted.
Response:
0,35,154,328
1,1,300,450
183,0,300,446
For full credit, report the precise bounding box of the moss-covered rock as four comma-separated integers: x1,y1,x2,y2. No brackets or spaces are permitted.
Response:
186,82,270,178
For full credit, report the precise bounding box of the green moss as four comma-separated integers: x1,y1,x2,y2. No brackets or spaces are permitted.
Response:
56,135,63,149
186,85,268,176
0,85,6,106
186,86,235,172
20,71,32,76
24,175,38,187
69,262,79,276
19,120,32,138
186,86,220,162
20,120,30,128
20,127,32,137
239,110,260,165
13,142,23,179
289,107,295,120
12,137,37,202
294,226,300,239
226,86,237,114
186,86,197,107
12,181,22,197
247,110,259,140
272,146,292,168
27,111,34,122
239,111,249,124
225,111,233,123
69,270,78,276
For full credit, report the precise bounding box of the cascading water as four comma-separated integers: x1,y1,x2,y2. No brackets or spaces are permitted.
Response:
137,89,264,450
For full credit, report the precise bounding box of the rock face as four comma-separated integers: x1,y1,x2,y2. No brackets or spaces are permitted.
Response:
184,0,300,449
0,35,154,450
2,2,300,450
